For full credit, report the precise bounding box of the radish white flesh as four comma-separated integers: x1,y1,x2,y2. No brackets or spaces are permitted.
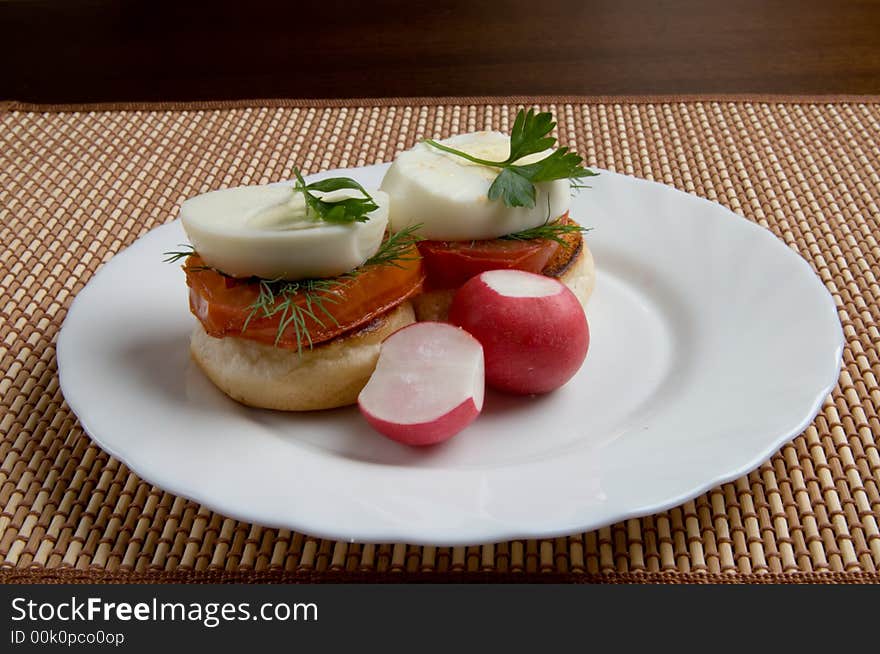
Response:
358,322,485,446
449,269,589,395
482,269,561,297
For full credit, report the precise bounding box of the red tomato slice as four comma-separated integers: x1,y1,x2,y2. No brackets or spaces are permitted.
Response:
184,250,424,349
417,213,574,290
418,240,558,290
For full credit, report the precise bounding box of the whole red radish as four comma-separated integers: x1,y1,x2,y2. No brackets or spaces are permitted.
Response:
358,322,484,446
448,269,589,394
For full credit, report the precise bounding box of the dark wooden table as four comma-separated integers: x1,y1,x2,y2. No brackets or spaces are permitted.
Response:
4,0,880,103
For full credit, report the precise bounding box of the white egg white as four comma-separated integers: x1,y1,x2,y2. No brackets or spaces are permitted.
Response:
180,184,389,280
379,131,570,241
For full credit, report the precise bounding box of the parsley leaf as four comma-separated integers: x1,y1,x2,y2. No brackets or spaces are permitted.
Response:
423,108,597,209
513,147,594,183
507,108,557,162
487,168,537,208
489,147,599,206
293,168,378,224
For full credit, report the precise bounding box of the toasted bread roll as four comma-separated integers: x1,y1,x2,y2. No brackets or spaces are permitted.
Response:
191,302,415,411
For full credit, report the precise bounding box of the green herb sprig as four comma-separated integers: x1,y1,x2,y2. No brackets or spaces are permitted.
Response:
242,277,344,354
360,224,423,269
423,108,598,209
242,224,423,353
292,168,378,224
500,221,592,247
162,244,196,264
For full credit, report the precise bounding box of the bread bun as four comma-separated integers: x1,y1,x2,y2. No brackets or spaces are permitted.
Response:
412,242,595,322
191,302,416,411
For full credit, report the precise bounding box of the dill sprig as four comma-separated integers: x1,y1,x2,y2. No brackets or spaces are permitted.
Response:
242,277,344,354
162,244,196,263
242,224,423,354
500,221,591,248
361,224,423,268
163,244,219,272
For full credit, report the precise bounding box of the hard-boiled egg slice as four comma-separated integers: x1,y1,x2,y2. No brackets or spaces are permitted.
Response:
379,131,570,241
181,184,389,280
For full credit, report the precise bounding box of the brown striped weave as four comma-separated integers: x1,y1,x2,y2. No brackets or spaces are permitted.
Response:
1,97,878,583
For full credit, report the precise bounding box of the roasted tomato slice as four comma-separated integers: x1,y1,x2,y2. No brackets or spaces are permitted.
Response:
184,249,424,349
417,213,575,290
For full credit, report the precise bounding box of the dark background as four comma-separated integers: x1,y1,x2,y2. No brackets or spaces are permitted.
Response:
3,0,880,103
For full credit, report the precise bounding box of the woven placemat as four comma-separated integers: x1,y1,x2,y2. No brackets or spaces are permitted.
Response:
1,96,878,583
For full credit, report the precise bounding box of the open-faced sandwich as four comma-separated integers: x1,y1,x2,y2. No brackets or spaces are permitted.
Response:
166,108,594,433
379,109,597,322
167,171,423,411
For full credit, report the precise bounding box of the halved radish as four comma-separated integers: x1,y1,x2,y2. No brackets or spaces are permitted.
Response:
448,269,589,395
358,322,485,446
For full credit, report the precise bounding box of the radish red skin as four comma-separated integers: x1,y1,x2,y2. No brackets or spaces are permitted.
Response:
448,271,589,394
360,397,480,446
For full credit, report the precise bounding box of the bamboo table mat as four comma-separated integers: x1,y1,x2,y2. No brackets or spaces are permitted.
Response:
1,96,878,584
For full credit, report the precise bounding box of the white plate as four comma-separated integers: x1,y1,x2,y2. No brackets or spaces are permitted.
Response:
57,166,843,545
